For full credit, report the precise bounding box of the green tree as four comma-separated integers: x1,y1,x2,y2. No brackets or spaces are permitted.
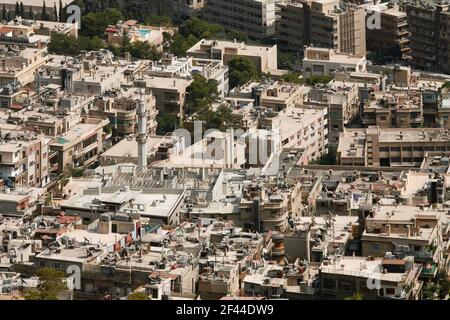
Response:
179,17,222,39
20,2,25,17
58,0,64,21
123,40,162,61
24,268,67,300
169,33,198,56
278,51,297,70
48,33,106,56
81,8,123,38
193,104,243,132
128,292,150,300
280,72,303,84
53,2,57,21
143,14,172,27
41,0,47,20
306,75,333,86
186,74,219,115
2,4,7,21
156,112,178,135
15,1,19,17
228,56,258,89
344,293,363,300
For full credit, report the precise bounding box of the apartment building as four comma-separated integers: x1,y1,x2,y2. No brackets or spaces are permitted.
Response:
204,0,279,40
0,46,48,86
337,126,450,167
362,91,423,128
307,79,360,146
302,46,367,80
186,39,278,74
0,129,51,187
258,105,328,162
362,205,444,279
365,2,411,61
404,0,450,73
49,118,109,174
147,55,229,98
279,0,366,56
89,90,158,139
319,255,423,300
133,76,192,118
259,82,305,111
119,0,204,20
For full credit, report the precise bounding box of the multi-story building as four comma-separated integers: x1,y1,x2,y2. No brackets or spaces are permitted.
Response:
259,82,305,111
133,76,192,118
337,126,450,167
89,90,158,139
258,105,328,162
49,117,109,174
319,255,423,300
403,0,450,73
362,205,444,279
365,2,411,61
0,46,48,86
279,0,366,56
307,79,360,146
302,46,367,80
204,0,280,40
186,39,278,74
362,91,423,128
0,129,51,187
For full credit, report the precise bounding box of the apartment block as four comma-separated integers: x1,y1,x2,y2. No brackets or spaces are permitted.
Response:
404,0,450,73
0,46,48,86
365,2,411,61
319,256,423,300
302,46,367,80
0,129,51,188
362,91,423,128
186,39,278,74
307,79,360,146
279,0,366,56
49,118,109,174
89,90,158,139
362,205,444,279
204,0,279,40
337,126,450,167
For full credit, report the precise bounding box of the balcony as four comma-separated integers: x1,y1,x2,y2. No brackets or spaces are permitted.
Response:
420,262,437,278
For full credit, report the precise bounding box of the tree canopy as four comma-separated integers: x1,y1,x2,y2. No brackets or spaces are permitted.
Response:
24,268,67,300
186,74,219,115
128,292,150,300
228,56,258,89
81,8,123,38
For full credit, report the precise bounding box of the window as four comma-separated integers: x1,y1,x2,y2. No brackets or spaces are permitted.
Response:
371,244,380,252
385,288,395,295
380,147,389,152
323,278,336,290
54,262,61,269
390,147,401,152
40,261,46,267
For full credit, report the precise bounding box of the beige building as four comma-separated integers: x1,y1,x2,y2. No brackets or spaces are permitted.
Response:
302,46,367,80
365,2,411,61
186,39,278,74
0,46,47,86
89,90,158,139
279,0,366,56
258,105,328,163
307,79,360,146
260,82,305,111
50,118,109,174
133,76,192,118
362,91,423,128
319,256,423,300
0,129,51,187
337,126,450,167
204,0,279,40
